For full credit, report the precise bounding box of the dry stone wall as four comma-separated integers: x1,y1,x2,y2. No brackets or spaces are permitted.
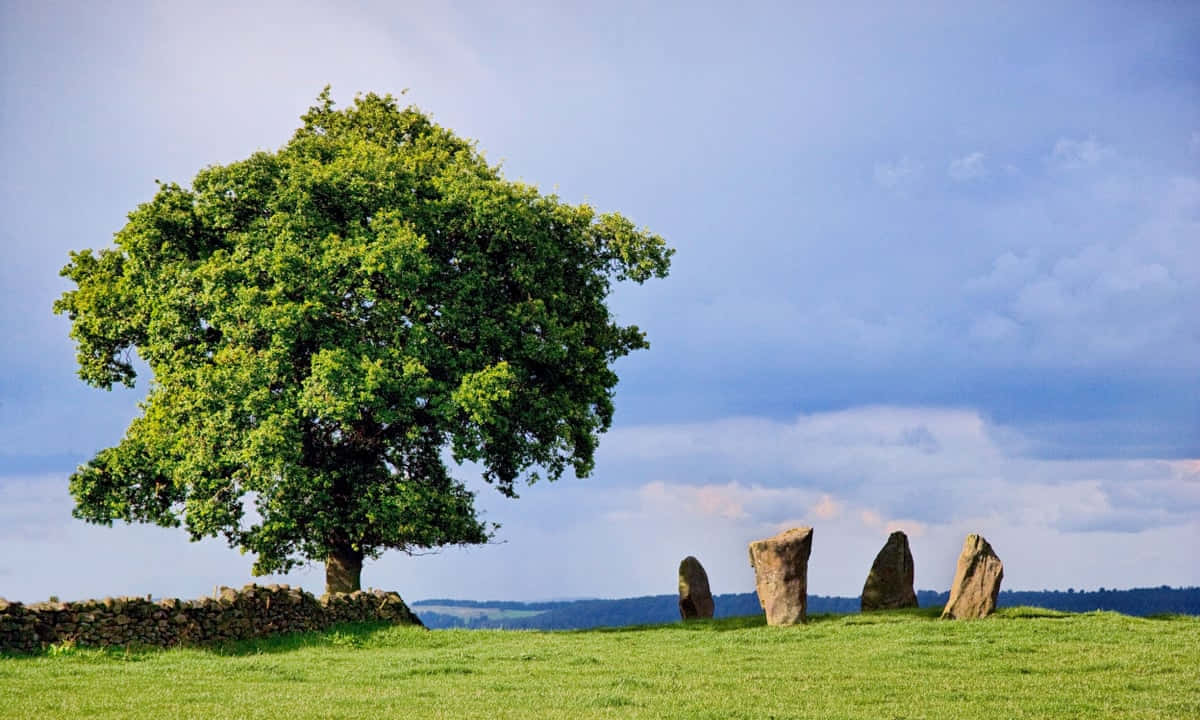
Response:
0,584,423,654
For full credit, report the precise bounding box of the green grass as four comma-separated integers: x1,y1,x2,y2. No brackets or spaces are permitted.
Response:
1,608,1197,719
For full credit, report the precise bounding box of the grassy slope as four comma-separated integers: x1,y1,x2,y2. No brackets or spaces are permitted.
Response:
1,608,1196,720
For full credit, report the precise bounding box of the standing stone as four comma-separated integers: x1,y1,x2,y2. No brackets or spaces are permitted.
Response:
678,556,715,620
861,531,919,611
941,533,1004,619
748,527,813,625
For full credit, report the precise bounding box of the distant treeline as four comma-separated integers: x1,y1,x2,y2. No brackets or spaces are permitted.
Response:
412,586,1200,630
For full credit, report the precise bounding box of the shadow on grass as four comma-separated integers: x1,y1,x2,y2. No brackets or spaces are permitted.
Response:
995,606,1073,619
1,643,161,663
838,606,944,623
2,621,421,660
1145,613,1196,621
204,621,416,656
573,606,948,634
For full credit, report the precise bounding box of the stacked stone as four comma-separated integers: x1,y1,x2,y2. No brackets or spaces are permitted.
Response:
0,598,38,654
321,588,423,626
0,584,422,654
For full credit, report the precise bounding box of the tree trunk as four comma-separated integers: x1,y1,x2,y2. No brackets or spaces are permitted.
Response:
325,544,364,594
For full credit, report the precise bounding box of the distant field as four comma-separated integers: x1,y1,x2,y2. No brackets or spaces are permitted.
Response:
410,587,1200,629
2,608,1197,719
412,605,546,621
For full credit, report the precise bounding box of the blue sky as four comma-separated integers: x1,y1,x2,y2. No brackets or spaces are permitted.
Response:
1,1,1197,603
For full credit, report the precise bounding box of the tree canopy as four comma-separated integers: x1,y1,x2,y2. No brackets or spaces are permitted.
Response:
54,89,673,593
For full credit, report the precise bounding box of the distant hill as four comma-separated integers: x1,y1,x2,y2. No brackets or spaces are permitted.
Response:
411,586,1200,630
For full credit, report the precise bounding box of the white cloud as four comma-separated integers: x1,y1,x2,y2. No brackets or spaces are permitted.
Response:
1007,242,1183,362
965,250,1041,293
859,509,882,527
812,494,841,519
582,409,1199,594
0,474,304,603
597,407,1198,537
874,156,922,189
3,407,1198,603
603,407,998,490
885,519,926,537
1050,136,1114,169
948,151,987,181
588,476,942,596
561,440,1196,596
961,174,1200,369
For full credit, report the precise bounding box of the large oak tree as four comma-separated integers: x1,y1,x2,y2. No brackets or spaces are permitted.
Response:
55,90,672,593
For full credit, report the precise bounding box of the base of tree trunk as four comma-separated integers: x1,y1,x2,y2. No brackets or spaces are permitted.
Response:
325,547,364,594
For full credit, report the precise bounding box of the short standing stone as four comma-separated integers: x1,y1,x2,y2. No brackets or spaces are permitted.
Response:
861,531,919,611
941,533,1004,619
677,556,715,620
748,527,813,625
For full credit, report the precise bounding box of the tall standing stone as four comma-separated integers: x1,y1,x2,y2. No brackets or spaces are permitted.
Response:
861,531,919,611
677,556,715,620
748,527,813,626
941,533,1004,619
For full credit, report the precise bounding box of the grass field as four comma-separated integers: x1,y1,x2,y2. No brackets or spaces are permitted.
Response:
1,607,1197,719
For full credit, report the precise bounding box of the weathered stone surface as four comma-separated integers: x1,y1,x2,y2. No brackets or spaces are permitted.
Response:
678,556,715,620
941,533,1004,619
861,531,918,612
748,526,813,625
